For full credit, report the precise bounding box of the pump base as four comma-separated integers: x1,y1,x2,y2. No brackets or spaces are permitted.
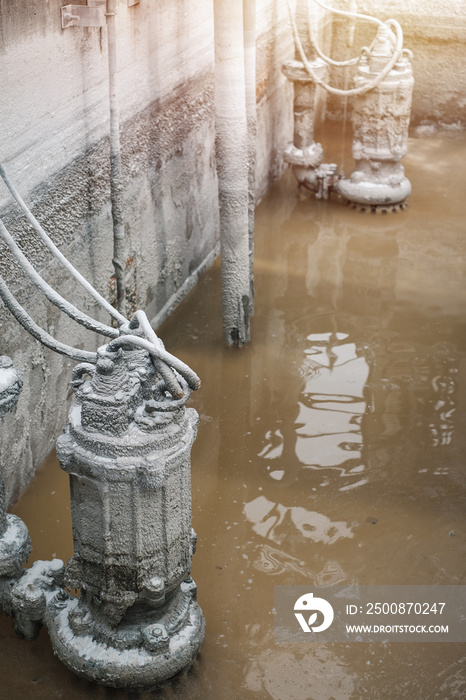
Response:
46,578,205,690
337,176,412,209
345,200,408,214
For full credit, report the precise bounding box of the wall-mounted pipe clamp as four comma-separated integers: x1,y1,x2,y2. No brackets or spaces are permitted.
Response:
61,0,140,28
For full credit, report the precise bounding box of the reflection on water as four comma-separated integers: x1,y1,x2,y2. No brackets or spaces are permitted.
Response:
253,544,348,585
244,496,354,545
297,333,369,483
259,333,370,486
3,130,466,699
429,363,456,448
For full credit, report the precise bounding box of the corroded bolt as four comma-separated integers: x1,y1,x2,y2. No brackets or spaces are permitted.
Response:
96,358,114,375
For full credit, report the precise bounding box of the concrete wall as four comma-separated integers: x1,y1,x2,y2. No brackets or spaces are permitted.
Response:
321,0,466,127
256,0,295,200
0,0,294,505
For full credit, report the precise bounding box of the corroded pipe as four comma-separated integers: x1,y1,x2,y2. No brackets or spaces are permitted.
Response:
214,0,252,346
106,0,127,316
243,0,256,313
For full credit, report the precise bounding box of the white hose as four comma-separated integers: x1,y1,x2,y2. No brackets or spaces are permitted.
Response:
0,163,127,326
0,273,98,363
108,332,201,391
0,170,200,391
306,0,373,67
0,217,118,339
286,0,404,96
311,0,385,30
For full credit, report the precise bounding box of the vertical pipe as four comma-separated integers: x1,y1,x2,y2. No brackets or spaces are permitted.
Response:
0,475,6,536
106,0,126,316
243,0,256,315
295,0,313,57
214,0,252,347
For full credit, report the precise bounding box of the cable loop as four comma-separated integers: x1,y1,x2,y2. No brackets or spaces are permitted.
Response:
0,168,200,394
286,0,404,97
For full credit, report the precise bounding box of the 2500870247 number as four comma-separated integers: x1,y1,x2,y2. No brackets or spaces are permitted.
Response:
366,602,446,615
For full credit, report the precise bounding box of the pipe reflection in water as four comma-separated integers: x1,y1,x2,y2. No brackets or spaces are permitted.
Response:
296,333,369,482
244,495,354,543
3,130,466,699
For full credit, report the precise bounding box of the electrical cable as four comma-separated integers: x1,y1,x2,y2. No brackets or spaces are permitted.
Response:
307,1,362,67
311,0,385,30
0,273,98,363
0,218,118,339
0,165,199,393
108,333,201,392
286,0,404,96
131,309,185,398
0,163,127,325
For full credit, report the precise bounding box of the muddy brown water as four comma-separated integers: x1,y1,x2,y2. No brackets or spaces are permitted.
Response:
1,129,465,699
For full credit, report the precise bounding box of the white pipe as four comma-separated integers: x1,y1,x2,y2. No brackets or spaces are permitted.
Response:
106,0,126,316
311,0,385,29
243,0,256,316
214,0,252,346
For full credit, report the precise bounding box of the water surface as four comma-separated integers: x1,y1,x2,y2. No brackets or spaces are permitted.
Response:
2,129,466,699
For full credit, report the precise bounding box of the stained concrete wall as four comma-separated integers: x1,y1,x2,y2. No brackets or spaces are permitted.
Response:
0,0,294,505
256,0,295,200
